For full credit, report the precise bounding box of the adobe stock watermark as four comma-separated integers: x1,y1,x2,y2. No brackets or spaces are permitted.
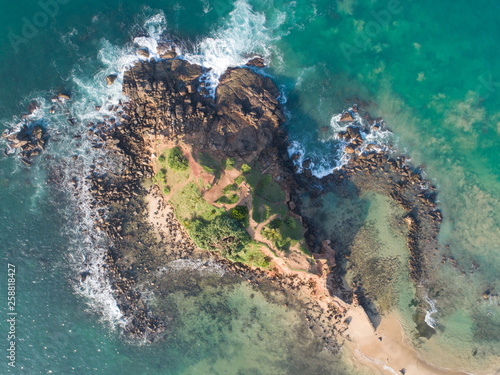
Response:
475,71,500,101
340,0,403,63
6,264,16,368
201,0,235,18
8,0,70,54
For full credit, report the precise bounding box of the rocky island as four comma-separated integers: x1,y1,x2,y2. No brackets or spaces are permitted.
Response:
2,52,456,374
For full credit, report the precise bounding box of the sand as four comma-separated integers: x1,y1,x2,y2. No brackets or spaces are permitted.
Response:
345,307,473,375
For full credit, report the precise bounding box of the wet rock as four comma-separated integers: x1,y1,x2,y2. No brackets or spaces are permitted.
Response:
136,48,150,58
246,57,265,68
340,111,354,122
57,93,71,101
28,100,39,114
345,144,356,154
106,74,118,85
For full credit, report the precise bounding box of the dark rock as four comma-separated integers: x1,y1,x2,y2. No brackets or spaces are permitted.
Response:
106,74,118,85
28,100,39,114
246,57,265,68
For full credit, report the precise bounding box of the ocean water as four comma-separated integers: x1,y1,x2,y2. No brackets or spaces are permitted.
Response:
1,0,499,374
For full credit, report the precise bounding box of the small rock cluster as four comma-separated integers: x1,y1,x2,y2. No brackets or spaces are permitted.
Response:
2,121,48,165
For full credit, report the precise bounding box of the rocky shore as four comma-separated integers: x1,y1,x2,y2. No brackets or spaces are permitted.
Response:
1,53,444,355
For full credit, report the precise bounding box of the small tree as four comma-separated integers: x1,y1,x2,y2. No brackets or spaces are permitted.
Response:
167,147,189,171
231,205,249,221
285,216,296,229
190,215,251,257
241,164,251,174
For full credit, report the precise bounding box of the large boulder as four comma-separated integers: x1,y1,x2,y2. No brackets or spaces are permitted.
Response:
122,60,286,160
212,68,285,157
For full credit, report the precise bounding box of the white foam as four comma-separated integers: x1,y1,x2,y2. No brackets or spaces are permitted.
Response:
287,107,397,178
424,293,438,329
182,0,284,96
13,3,284,332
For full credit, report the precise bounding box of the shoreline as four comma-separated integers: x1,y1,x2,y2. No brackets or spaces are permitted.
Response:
1,53,487,375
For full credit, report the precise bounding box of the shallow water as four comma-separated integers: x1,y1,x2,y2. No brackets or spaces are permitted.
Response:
1,0,499,373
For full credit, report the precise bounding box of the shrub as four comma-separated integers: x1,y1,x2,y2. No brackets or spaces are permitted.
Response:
158,154,166,163
234,175,245,185
285,216,296,229
261,227,282,242
241,163,251,174
217,194,239,205
231,205,249,221
163,186,171,194
167,147,189,171
222,184,238,194
190,215,251,257
223,157,236,169
157,168,167,180
269,218,282,229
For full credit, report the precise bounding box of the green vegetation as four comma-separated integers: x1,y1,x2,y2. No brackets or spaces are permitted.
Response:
234,175,245,186
237,244,272,268
231,205,249,221
261,214,304,252
255,174,286,203
167,147,189,171
157,168,167,182
262,227,282,242
189,214,271,268
222,183,238,194
170,182,223,223
189,215,251,258
241,163,251,174
198,152,221,178
284,216,296,229
217,193,239,205
217,184,240,205
222,157,236,170
252,196,272,223
152,148,302,270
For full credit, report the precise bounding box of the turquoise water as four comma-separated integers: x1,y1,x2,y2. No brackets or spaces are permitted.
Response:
1,0,499,373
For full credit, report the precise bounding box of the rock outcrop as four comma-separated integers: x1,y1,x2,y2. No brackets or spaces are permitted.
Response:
121,59,285,158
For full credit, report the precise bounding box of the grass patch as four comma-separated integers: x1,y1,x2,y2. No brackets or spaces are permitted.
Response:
255,174,286,203
170,182,223,223
222,183,238,194
198,152,221,178
234,175,245,186
241,163,251,174
238,244,272,269
222,157,236,170
217,193,239,205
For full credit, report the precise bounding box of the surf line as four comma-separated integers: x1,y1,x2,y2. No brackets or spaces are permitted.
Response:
424,293,438,329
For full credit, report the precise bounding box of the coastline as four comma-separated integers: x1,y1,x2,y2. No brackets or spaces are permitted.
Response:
1,52,485,375
88,54,451,372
